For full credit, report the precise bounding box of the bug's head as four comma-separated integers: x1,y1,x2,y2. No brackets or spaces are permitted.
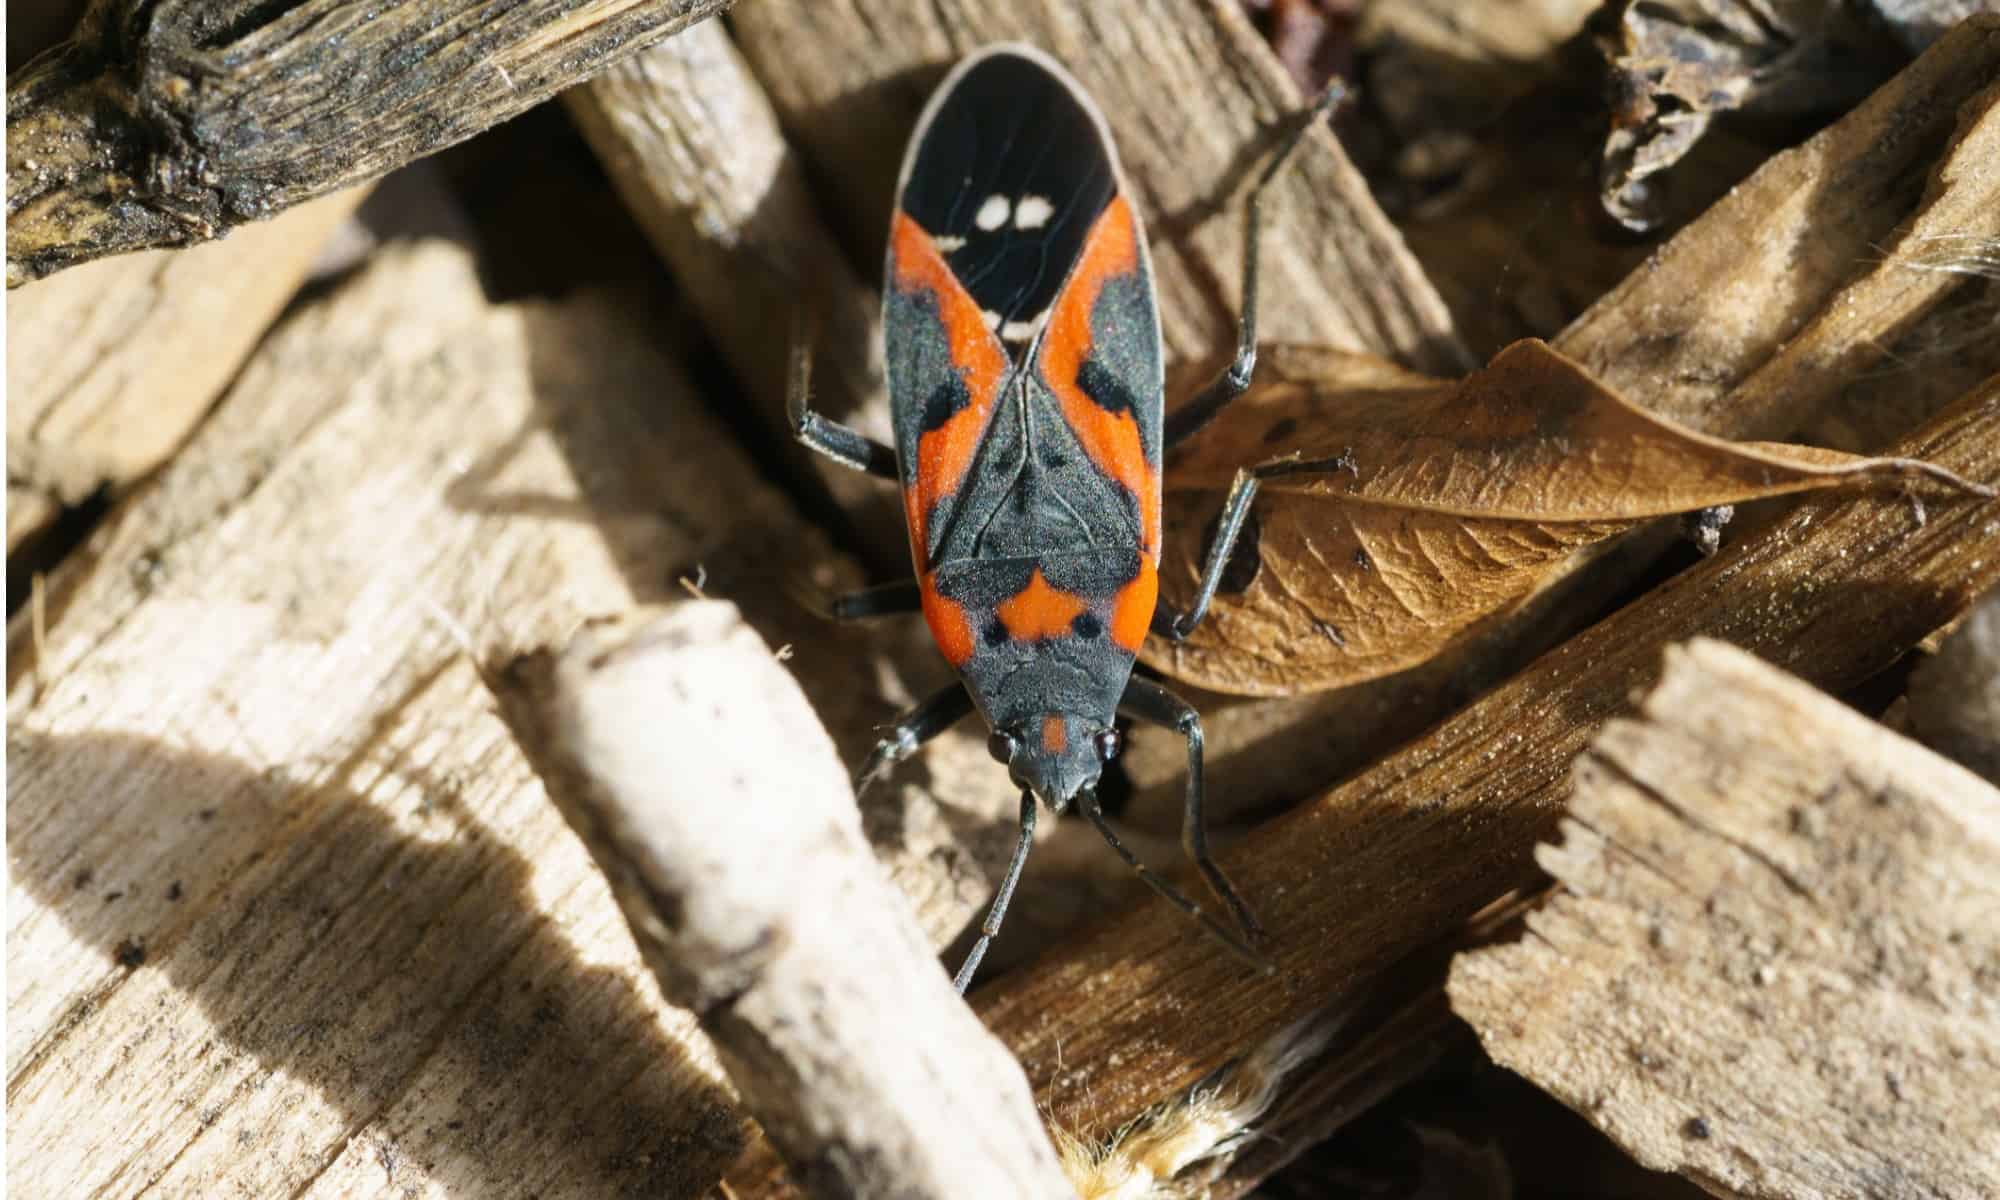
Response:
989,714,1121,812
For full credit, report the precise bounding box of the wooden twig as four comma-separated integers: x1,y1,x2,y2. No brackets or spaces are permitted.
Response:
969,371,1999,1148
1450,638,2000,1200
564,20,903,560
6,187,366,551
4,0,728,284
504,603,1073,1199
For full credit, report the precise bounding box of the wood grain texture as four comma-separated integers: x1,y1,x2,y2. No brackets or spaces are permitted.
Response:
5,0,729,284
970,370,2000,1144
726,0,1469,376
1450,638,2000,1200
502,604,1072,1199
565,19,904,560
1121,18,2000,817
4,239,1020,1198
6,187,366,551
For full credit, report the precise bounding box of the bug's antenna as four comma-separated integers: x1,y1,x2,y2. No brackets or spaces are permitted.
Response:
1078,791,1272,975
952,789,1038,993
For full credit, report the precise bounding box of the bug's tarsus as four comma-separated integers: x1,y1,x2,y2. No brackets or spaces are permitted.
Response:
952,788,1038,993
790,575,923,622
787,306,900,480
854,683,977,796
1163,77,1352,452
1079,789,1270,974
1119,675,1264,938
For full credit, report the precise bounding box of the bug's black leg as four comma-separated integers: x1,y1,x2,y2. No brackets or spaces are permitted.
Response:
854,682,976,796
1152,451,1355,641
1078,787,1270,973
787,308,899,480
1163,79,1350,451
790,577,922,622
951,788,1036,993
1118,674,1264,940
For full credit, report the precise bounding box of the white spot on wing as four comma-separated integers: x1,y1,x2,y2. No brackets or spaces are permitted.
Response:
933,234,967,252
1014,195,1054,230
982,309,1002,331
1001,311,1048,343
975,194,1011,231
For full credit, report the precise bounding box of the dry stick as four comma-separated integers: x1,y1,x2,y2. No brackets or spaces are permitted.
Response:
564,20,903,561
1451,639,2000,1200
970,375,2000,1143
5,0,729,284
513,602,1074,1200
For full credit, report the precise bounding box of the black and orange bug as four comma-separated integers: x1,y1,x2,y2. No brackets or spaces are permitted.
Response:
790,44,1344,992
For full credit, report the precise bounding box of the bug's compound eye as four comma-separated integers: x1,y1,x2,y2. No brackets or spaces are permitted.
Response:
1094,729,1122,761
987,730,1018,764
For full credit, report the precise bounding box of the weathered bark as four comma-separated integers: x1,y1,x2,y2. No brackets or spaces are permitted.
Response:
5,0,729,284
1451,638,2000,1200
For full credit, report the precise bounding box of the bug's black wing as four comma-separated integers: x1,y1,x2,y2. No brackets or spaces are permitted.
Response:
897,45,1120,350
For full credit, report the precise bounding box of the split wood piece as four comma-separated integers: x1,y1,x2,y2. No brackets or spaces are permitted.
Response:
505,602,1073,1199
4,0,729,285
968,374,2000,1150
6,186,367,553
1450,638,2000,1200
2,240,1012,1198
565,20,904,560
1121,18,2000,820
727,0,1469,376
1562,14,2000,438
1907,587,2000,783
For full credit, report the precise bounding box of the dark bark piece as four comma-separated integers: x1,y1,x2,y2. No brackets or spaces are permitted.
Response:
5,0,729,285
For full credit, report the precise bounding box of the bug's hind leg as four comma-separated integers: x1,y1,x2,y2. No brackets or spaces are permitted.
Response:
788,308,899,480
1163,79,1351,452
790,577,921,622
1117,675,1264,942
951,789,1036,993
1150,450,1355,642
854,682,976,796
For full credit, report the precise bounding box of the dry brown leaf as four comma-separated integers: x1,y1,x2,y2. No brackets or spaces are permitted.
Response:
1149,338,1991,696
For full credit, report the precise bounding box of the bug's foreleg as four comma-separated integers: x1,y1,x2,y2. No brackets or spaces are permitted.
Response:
1116,675,1263,942
951,788,1035,993
853,682,976,796
790,577,922,622
1163,79,1350,451
787,308,899,480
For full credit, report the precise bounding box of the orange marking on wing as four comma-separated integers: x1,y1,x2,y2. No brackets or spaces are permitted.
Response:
1108,559,1159,653
1038,196,1162,557
996,568,1090,642
891,211,1008,565
919,572,976,667
1041,715,1068,755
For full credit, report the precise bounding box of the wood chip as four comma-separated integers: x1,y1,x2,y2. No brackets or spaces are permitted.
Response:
1450,638,2000,1200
